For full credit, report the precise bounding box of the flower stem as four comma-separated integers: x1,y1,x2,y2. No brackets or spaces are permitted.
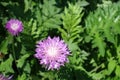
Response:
12,36,20,74
12,37,16,61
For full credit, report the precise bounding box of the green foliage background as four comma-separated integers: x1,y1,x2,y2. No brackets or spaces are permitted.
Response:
0,0,120,80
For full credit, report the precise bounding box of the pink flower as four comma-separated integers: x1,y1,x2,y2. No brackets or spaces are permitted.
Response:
5,19,23,36
0,74,13,80
34,36,70,70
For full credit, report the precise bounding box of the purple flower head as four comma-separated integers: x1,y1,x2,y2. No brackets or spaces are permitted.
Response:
34,36,70,70
5,19,23,36
0,74,13,80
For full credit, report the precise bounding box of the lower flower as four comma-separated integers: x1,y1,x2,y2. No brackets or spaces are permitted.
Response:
34,36,70,70
0,74,13,80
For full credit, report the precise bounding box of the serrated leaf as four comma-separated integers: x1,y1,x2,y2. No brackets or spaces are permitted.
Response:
60,2,83,46
0,54,14,73
71,17,82,28
71,26,83,36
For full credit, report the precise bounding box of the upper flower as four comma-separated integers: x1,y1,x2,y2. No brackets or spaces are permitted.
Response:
34,36,70,70
5,19,23,36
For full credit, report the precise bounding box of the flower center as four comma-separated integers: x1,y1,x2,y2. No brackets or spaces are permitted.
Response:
11,23,19,31
47,47,57,57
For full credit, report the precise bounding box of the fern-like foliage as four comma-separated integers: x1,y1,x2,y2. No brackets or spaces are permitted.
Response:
85,1,120,57
85,1,120,79
58,2,89,72
59,2,83,51
29,0,62,39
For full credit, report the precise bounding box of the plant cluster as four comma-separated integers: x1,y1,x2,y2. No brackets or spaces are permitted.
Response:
0,0,120,80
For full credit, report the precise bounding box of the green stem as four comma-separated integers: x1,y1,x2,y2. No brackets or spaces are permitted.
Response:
90,63,103,73
12,37,16,61
12,36,20,74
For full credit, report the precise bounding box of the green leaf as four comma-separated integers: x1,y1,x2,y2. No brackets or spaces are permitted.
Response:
85,36,92,43
58,27,68,41
17,54,30,68
90,72,103,80
23,62,31,74
115,65,120,77
31,20,37,36
68,40,79,51
39,71,55,80
59,2,84,46
0,35,12,54
104,25,115,44
43,18,61,28
0,39,8,54
17,73,26,80
92,33,106,57
0,54,14,73
107,59,116,75
117,46,120,64
24,0,35,12
79,1,89,7
0,2,9,7
24,0,30,12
